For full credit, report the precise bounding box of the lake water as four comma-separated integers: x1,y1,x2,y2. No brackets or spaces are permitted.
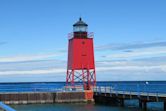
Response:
12,103,144,111
0,81,166,93
11,102,164,111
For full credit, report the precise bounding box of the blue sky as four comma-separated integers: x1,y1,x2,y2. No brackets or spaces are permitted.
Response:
0,0,166,82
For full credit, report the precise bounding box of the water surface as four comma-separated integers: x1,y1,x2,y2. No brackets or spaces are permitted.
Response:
12,103,143,111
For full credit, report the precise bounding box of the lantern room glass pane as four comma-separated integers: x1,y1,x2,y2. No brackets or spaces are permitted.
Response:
73,26,87,32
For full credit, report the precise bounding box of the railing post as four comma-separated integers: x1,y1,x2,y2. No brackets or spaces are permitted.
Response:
104,86,106,96
105,86,106,93
156,92,159,102
114,84,118,96
110,86,112,93
96,86,98,95
110,86,112,97
94,86,96,95
137,84,140,98
123,90,125,98
116,90,118,96
99,86,101,94
97,86,99,95
147,92,149,101
156,84,159,102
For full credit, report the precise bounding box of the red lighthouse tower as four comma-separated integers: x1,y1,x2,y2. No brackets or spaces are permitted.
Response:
66,18,96,90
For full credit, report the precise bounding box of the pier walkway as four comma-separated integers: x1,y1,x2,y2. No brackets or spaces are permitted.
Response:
93,86,166,110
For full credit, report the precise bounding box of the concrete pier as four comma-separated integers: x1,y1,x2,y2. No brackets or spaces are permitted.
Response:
0,91,94,105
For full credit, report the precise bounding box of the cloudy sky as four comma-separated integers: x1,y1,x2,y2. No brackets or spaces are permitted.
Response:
0,0,166,82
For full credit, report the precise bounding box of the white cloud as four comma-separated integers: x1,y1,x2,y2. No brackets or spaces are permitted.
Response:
0,53,60,63
96,65,166,73
0,62,166,76
104,47,166,60
95,41,166,51
0,68,66,75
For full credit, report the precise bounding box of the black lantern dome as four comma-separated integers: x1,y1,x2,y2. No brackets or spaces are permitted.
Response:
73,18,88,32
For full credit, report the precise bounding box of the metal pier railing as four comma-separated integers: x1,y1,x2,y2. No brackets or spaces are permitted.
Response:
94,83,166,95
93,86,166,98
93,84,166,110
